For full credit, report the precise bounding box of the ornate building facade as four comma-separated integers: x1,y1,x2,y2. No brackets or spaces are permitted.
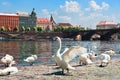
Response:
0,9,56,32
37,18,52,32
18,8,37,29
0,13,19,31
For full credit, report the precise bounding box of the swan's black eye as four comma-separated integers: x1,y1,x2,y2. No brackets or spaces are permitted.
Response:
55,37,58,40
55,38,58,40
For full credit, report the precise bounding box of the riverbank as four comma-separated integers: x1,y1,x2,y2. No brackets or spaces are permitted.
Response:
0,58,120,80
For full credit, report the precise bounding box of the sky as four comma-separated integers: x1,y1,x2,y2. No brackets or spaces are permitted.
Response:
0,0,120,29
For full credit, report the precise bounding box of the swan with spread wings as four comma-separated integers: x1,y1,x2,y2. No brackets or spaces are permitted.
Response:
52,36,87,75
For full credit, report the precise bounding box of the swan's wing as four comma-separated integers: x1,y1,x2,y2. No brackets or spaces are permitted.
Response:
61,47,69,55
62,46,87,63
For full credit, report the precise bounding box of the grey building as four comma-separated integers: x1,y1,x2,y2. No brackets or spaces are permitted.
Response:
18,8,37,30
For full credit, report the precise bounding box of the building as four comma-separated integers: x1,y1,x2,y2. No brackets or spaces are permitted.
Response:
0,9,55,32
56,23,73,28
37,18,52,32
50,14,56,29
117,23,120,28
18,8,37,30
96,21,117,29
0,13,19,31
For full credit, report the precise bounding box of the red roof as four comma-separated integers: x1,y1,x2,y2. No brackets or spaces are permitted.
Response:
37,18,50,23
57,23,72,26
97,21,117,26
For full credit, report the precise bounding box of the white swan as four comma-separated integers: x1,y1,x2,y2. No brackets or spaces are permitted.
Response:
24,55,37,65
79,53,96,65
0,67,18,76
53,36,87,74
103,50,115,57
99,53,111,67
52,47,69,65
1,54,15,67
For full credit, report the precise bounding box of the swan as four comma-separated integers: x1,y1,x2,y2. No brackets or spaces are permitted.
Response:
99,53,111,67
103,50,115,57
24,55,37,65
0,67,18,76
52,47,69,65
79,53,96,65
53,36,87,75
1,54,15,67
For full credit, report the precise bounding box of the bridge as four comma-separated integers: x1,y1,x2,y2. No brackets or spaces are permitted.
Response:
63,28,120,41
0,28,120,41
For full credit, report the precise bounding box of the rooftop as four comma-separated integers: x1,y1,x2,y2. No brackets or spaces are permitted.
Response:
16,11,30,16
37,18,50,23
57,23,72,26
97,21,117,26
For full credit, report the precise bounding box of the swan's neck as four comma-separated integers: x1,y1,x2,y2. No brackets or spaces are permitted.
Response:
56,39,62,55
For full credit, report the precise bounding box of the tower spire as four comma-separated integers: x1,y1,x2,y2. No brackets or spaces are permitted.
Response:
50,14,56,29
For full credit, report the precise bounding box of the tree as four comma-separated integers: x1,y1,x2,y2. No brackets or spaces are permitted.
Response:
21,26,25,31
8,27,11,31
37,27,42,32
26,27,31,31
13,27,19,32
0,26,5,31
33,27,37,32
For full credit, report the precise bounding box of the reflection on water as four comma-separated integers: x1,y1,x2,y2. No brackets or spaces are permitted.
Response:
0,40,120,66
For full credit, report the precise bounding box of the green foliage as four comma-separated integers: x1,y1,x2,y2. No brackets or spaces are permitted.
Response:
33,27,37,32
13,27,19,32
0,26,5,31
53,27,64,32
37,27,42,32
21,26,25,31
53,26,84,32
86,27,92,30
26,27,31,31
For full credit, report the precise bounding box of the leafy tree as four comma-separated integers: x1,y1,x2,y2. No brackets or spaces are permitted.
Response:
21,26,25,31
13,27,19,32
8,27,11,31
37,27,42,32
53,26,64,32
0,26,5,31
86,27,92,30
33,27,37,32
53,26,83,32
26,27,31,31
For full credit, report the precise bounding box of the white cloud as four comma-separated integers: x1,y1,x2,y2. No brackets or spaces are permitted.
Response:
41,9,49,15
60,1,80,13
2,2,10,6
102,2,109,10
89,0,101,11
40,9,50,18
58,16,71,22
89,0,109,11
39,0,112,29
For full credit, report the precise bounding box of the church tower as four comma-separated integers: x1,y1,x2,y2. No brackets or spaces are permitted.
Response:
50,14,56,29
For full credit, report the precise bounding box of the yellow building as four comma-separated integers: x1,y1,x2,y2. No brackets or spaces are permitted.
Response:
96,21,117,29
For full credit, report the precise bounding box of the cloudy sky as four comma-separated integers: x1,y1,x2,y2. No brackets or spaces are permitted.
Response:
0,0,120,29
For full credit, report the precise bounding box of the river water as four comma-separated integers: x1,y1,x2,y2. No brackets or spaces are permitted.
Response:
0,40,120,66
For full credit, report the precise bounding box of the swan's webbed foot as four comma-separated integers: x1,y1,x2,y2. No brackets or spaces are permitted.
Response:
5,64,9,67
61,68,73,76
61,69,65,75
